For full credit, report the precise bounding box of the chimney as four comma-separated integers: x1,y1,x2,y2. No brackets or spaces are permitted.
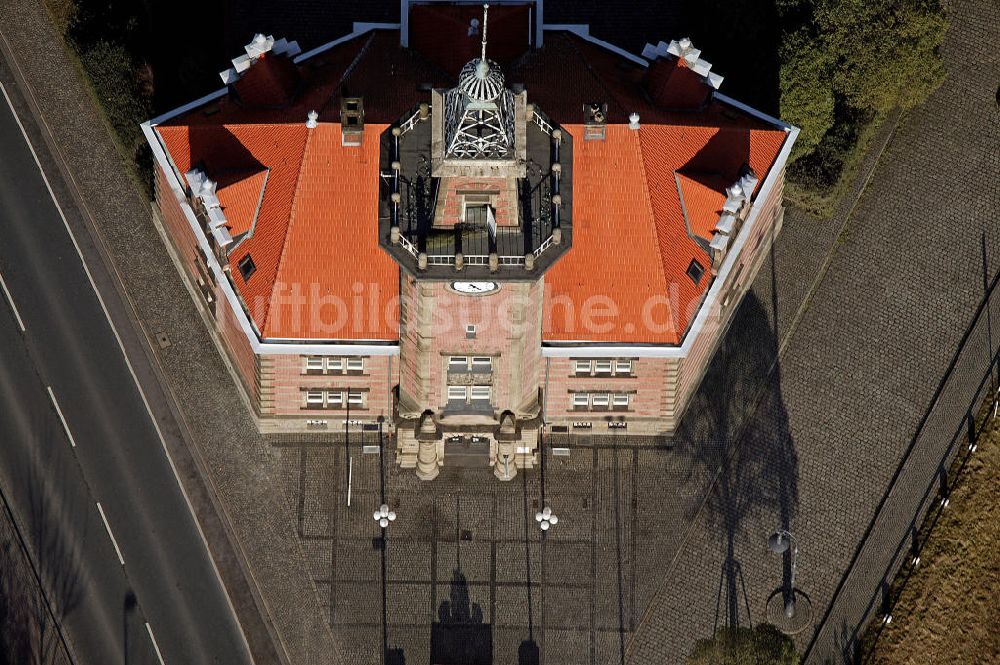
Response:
341,97,365,146
306,110,319,129
628,113,641,130
583,102,607,141
641,38,723,109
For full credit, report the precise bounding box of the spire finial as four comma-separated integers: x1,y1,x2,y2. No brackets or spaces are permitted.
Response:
480,3,489,62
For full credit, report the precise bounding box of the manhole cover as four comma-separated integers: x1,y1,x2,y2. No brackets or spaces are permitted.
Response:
155,332,171,349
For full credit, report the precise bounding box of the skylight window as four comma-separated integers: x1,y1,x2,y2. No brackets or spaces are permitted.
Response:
686,259,705,285
238,254,256,281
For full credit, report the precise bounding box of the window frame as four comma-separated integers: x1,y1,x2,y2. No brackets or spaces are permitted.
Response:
574,359,592,375
448,386,469,402
615,359,633,375
305,356,324,373
327,390,344,407
572,393,590,409
346,357,364,373
306,389,325,406
590,393,610,409
612,393,630,409
594,360,613,375
347,389,364,406
470,386,491,401
326,357,344,373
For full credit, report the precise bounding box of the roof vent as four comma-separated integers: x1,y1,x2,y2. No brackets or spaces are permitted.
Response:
341,97,365,146
628,113,641,130
584,102,607,141
306,110,319,129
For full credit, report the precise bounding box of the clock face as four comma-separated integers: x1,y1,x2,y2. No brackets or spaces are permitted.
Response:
451,281,500,295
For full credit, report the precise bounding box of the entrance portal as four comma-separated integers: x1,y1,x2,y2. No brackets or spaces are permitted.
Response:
444,435,491,468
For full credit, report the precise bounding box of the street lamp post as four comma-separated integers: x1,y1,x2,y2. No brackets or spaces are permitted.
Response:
374,504,397,529
767,529,798,618
535,506,558,531
536,423,557,534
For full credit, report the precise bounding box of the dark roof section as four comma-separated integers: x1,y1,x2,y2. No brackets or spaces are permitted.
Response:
378,105,573,281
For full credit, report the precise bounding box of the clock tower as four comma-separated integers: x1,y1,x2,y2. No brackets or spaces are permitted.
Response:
378,4,572,480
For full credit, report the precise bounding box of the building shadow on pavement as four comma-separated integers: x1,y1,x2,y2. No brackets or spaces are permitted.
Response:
430,569,492,665
674,287,799,635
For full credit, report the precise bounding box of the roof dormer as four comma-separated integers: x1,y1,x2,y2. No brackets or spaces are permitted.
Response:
219,34,303,108
641,38,723,110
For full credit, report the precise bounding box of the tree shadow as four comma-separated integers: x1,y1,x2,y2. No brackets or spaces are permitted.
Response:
0,421,84,665
674,282,799,634
430,569,492,665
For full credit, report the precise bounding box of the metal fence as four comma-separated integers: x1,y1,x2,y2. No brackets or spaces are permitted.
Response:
804,269,1000,663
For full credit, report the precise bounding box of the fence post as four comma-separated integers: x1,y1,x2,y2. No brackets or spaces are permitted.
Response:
937,467,950,507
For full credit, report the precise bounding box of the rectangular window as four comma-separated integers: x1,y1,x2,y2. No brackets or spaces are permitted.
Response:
449,356,469,369
572,394,590,409
615,359,633,375
326,357,344,373
306,389,324,406
305,356,324,372
327,391,344,407
594,360,613,374
347,389,364,406
574,360,592,375
591,394,610,409
471,356,492,369
466,324,477,339
448,386,468,401
613,394,630,408
346,357,364,373
470,386,491,401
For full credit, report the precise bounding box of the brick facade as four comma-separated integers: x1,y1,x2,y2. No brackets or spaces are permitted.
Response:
146,18,794,477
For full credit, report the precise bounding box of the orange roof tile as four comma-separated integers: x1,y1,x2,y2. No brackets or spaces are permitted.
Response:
153,25,789,345
262,122,398,340
675,172,728,241
216,168,268,237
233,52,301,107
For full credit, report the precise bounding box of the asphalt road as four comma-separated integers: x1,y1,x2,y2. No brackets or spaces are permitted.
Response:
0,85,253,664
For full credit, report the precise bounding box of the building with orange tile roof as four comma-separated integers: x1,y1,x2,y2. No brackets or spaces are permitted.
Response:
142,0,797,480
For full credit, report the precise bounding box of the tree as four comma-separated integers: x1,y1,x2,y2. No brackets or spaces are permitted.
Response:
688,624,800,665
778,0,948,168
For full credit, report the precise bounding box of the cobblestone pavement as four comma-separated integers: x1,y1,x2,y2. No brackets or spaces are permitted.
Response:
0,1,996,665
274,2,1000,664
626,1,1000,663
